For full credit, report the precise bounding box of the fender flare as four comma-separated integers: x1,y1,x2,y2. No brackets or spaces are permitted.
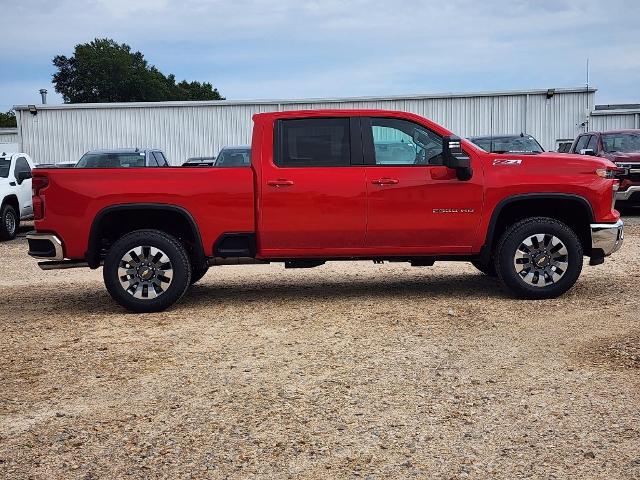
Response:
85,203,205,268
478,193,595,262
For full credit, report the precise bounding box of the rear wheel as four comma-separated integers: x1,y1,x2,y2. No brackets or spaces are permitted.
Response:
495,217,583,299
0,204,18,241
103,229,192,312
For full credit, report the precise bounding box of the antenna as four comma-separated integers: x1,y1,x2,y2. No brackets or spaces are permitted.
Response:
586,58,590,88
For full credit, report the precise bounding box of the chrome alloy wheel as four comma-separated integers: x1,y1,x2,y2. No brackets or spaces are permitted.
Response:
5,210,16,236
513,233,569,287
118,246,173,299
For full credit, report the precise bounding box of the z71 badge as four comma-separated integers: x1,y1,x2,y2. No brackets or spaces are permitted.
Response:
493,159,522,166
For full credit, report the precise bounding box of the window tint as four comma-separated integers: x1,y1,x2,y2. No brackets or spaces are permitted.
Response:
574,135,589,153
602,133,640,153
75,153,146,168
587,135,598,151
0,159,9,178
148,152,159,167
371,118,443,165
277,118,350,167
215,148,251,167
153,151,169,166
15,157,31,175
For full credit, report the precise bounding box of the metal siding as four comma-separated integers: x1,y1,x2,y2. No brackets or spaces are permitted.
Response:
590,113,636,131
0,128,19,145
15,89,595,164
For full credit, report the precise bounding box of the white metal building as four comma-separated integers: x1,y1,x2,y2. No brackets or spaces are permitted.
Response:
0,128,19,154
590,106,640,131
13,87,596,165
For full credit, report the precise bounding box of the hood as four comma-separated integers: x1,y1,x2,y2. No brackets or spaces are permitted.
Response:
603,152,640,164
536,152,613,166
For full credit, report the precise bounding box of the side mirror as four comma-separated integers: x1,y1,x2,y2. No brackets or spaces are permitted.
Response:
16,170,32,184
443,135,473,181
580,148,596,156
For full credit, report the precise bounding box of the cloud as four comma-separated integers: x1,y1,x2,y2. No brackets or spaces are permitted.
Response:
1,0,639,108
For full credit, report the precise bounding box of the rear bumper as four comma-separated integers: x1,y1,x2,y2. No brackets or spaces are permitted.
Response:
27,232,64,260
616,186,640,202
590,220,624,257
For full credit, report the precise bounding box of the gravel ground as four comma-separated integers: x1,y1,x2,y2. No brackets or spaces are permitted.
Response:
1,216,639,479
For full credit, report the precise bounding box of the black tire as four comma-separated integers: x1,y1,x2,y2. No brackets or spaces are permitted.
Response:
103,229,192,313
190,265,209,285
471,259,497,277
494,217,583,299
0,204,18,241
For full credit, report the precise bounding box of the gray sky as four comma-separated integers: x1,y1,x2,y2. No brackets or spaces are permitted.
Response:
2,0,639,111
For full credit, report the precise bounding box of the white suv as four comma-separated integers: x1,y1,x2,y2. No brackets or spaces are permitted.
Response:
0,152,34,240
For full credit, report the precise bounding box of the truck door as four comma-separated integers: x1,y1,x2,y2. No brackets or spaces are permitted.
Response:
13,156,33,218
258,117,366,255
362,117,483,253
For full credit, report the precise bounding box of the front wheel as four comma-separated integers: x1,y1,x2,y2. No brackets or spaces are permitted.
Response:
495,217,583,299
103,229,192,312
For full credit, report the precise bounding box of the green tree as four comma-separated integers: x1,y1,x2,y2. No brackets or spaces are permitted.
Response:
0,110,17,128
52,38,224,103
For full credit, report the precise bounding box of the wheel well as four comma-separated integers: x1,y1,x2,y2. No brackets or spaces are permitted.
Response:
485,196,593,257
2,194,19,213
86,205,205,268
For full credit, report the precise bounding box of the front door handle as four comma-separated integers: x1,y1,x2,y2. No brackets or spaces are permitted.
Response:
372,178,399,185
267,179,294,187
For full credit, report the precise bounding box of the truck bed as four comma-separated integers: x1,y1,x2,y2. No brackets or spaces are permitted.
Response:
34,167,255,259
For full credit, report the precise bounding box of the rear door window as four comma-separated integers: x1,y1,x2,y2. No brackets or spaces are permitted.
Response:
276,118,351,167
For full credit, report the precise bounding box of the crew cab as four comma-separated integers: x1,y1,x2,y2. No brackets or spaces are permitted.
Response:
0,152,34,240
27,110,624,312
570,130,640,206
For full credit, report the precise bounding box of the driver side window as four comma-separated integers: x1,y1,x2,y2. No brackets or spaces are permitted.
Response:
371,118,443,166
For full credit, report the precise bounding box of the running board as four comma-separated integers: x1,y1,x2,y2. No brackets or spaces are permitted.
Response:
208,257,269,266
38,260,92,270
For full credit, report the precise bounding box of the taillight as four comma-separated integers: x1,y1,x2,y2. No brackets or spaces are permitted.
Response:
32,175,49,220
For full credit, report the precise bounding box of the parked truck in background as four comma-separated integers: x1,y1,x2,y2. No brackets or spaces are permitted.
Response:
570,130,640,207
0,152,34,240
27,109,624,312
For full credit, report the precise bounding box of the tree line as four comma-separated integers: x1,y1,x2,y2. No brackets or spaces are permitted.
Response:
2,38,224,126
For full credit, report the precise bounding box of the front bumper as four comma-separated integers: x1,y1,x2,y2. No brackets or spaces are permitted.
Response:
27,232,64,260
590,220,624,257
616,185,640,202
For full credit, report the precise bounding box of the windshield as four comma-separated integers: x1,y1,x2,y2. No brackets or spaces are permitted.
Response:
215,149,250,167
0,158,10,178
602,133,640,153
76,152,147,168
471,136,543,153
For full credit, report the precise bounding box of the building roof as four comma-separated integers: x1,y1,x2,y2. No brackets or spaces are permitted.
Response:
13,87,597,111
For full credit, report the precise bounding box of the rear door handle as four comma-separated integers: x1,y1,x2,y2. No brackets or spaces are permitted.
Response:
372,178,399,185
267,179,294,187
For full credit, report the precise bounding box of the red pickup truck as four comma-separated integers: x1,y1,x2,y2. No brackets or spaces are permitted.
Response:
27,110,624,312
